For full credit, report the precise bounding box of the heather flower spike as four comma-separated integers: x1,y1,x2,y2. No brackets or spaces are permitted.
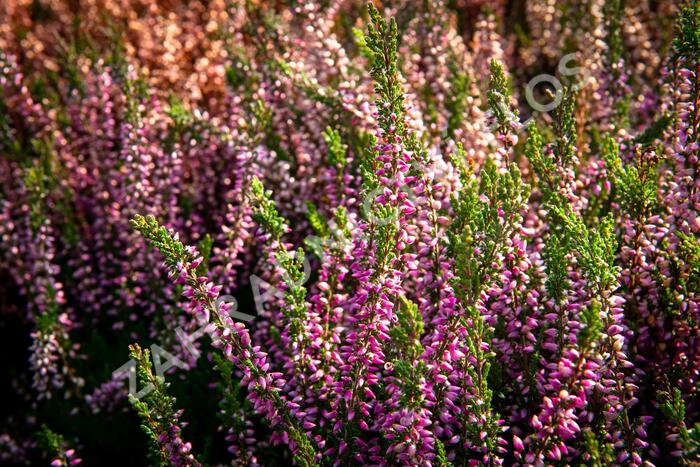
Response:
130,214,316,465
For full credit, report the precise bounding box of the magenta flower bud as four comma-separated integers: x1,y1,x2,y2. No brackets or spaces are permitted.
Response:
190,257,203,270
513,435,524,451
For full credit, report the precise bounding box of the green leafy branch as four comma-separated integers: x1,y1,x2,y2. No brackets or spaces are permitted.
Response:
131,214,317,465
603,134,660,219
128,344,201,467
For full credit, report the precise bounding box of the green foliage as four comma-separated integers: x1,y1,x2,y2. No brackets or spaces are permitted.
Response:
549,208,618,349
603,134,660,218
449,156,530,303
250,183,314,393
659,385,700,463
224,61,250,91
123,76,149,126
388,296,424,361
661,387,687,429
487,59,517,133
361,2,423,200
130,214,192,270
633,113,673,147
36,424,68,463
365,3,404,136
542,235,569,306
0,94,21,156
674,1,700,60
248,177,288,241
686,425,700,462
166,95,194,133
678,231,700,273
196,234,214,276
387,297,426,409
249,99,287,159
447,150,528,459
332,206,351,239
23,156,51,234
604,0,624,67
127,344,185,467
551,209,619,291
306,205,352,260
224,40,255,91
652,228,700,321
488,59,511,107
352,26,374,61
35,283,61,333
373,208,400,263
358,135,380,192
278,60,346,111
212,354,255,463
445,59,470,140
524,117,574,216
275,247,310,342
677,232,700,312
579,300,604,351
305,201,329,238
433,438,453,467
524,124,555,194
20,135,79,261
212,353,238,418
582,429,615,466
323,126,347,170
552,87,577,167
602,0,631,127
525,88,576,204
457,303,502,457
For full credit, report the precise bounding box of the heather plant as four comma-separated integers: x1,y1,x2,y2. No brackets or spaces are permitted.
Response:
128,344,201,467
0,1,698,466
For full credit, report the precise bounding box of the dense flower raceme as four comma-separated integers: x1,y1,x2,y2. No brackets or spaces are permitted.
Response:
0,0,699,465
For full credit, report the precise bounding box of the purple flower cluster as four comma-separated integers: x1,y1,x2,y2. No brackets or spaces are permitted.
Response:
0,1,698,465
